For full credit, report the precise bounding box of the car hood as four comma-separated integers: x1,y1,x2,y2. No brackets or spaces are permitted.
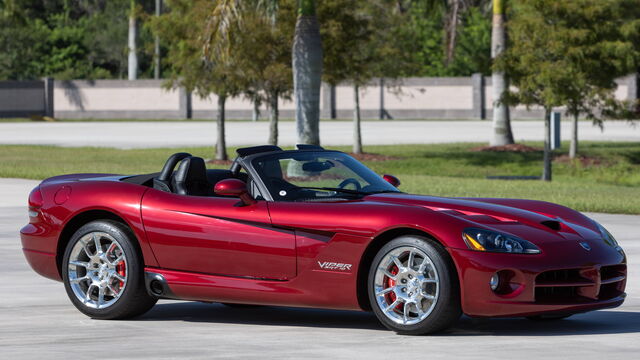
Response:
364,193,601,245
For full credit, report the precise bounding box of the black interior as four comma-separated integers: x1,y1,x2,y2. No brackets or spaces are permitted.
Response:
171,157,211,196
121,154,249,197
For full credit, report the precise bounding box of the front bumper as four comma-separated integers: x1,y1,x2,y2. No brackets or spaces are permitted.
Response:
448,239,627,317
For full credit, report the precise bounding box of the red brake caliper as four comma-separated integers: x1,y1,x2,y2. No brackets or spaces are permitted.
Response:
385,265,399,309
116,261,126,288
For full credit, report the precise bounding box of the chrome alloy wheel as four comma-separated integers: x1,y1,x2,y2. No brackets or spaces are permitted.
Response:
373,246,440,325
67,232,128,309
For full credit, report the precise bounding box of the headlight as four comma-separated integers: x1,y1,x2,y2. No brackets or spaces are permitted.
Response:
593,221,619,247
462,228,540,254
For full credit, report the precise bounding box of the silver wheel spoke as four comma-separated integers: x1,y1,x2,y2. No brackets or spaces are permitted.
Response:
403,301,410,324
82,241,93,257
373,246,440,326
93,234,102,254
107,284,120,298
111,255,124,267
98,287,105,307
70,260,90,268
408,251,415,270
382,269,396,280
376,287,393,297
391,256,404,270
70,275,89,284
384,299,400,313
85,284,95,301
418,258,429,273
68,232,127,310
106,242,117,256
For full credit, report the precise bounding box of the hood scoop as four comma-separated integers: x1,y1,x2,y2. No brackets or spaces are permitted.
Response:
541,220,561,231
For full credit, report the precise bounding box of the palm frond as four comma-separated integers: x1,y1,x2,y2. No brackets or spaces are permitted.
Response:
202,0,243,64
202,0,279,65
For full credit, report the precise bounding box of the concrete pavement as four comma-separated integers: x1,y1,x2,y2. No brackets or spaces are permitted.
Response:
0,178,638,359
0,120,638,148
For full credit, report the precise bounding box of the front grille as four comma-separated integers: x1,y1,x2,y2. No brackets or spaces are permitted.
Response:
534,264,626,304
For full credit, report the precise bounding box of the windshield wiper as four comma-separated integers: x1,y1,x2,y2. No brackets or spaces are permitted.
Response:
299,186,370,195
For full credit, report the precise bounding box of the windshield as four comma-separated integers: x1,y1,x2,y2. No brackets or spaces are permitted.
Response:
252,151,400,202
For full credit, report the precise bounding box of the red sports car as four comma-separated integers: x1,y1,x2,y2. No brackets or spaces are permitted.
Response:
21,145,627,334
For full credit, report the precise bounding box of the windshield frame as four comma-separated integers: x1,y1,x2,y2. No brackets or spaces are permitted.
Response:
248,150,401,202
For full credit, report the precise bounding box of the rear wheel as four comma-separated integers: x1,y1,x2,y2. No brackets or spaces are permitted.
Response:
368,236,461,335
62,220,157,319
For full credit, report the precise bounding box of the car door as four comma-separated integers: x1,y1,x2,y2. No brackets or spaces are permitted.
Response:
141,188,296,280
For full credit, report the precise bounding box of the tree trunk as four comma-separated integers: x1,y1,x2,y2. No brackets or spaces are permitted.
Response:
444,0,460,66
292,0,322,145
353,85,362,154
128,0,138,80
570,113,578,159
252,98,261,122
216,94,228,161
153,0,161,80
490,0,514,146
542,108,552,181
269,92,279,146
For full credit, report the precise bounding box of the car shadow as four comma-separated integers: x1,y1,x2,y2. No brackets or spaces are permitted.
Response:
140,301,384,331
448,310,640,336
140,301,640,336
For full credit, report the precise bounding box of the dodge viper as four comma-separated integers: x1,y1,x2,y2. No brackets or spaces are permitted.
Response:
20,145,627,334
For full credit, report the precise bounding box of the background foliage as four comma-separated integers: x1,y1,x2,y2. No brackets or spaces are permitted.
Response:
0,0,495,80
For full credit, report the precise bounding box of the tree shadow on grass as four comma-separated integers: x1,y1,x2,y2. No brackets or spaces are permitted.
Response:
621,151,640,164
416,149,543,168
141,302,640,336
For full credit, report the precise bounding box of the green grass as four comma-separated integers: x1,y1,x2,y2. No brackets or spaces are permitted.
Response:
0,142,638,214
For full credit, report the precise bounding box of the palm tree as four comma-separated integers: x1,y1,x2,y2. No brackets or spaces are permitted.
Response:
128,0,138,80
154,0,162,79
293,0,322,145
353,85,362,153
490,0,513,145
206,0,322,145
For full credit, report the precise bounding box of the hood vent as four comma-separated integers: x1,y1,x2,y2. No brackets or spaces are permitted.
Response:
541,220,561,231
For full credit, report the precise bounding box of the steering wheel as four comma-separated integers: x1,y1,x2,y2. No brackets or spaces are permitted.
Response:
338,178,362,191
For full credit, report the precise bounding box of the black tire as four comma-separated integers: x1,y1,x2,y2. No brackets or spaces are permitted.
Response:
62,220,157,319
368,235,461,335
526,314,573,321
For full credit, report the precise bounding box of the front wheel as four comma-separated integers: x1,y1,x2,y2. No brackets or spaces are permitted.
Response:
368,236,461,335
62,220,157,319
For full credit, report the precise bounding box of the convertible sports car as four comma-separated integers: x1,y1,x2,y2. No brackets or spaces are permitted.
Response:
21,145,627,334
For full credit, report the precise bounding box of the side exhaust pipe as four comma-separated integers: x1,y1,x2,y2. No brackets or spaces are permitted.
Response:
144,272,177,299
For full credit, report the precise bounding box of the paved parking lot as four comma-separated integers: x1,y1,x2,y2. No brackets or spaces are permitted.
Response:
0,120,638,148
0,178,638,359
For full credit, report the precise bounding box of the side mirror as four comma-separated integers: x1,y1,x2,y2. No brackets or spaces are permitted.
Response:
382,174,401,188
214,179,256,206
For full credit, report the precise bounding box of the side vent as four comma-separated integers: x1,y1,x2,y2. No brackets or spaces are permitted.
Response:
541,220,561,231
